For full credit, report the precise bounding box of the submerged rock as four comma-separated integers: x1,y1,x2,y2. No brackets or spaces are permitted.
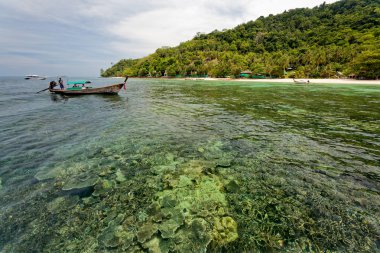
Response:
47,197,66,212
92,179,114,197
225,180,240,193
159,219,181,239
115,169,126,182
137,223,158,243
116,230,135,250
211,216,238,246
47,196,80,213
172,218,212,252
142,236,161,253
34,166,62,181
157,173,227,215
147,157,234,251
137,211,149,222
98,222,121,248
99,214,128,249
62,174,98,191
35,161,93,181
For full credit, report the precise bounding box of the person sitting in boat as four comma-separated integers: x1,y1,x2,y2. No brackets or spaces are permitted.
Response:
82,83,86,90
58,78,64,90
49,81,57,89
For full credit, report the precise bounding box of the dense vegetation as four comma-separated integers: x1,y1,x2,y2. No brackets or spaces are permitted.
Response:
102,0,380,79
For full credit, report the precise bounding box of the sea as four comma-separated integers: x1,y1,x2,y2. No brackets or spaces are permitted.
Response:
0,76,379,252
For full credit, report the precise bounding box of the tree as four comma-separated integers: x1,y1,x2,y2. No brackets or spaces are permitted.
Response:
101,0,380,80
351,50,380,79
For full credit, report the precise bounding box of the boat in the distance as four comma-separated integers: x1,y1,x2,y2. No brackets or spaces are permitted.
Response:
293,78,310,84
48,76,128,95
25,75,46,80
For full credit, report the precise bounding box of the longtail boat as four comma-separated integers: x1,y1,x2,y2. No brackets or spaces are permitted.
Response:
293,78,310,84
48,76,128,95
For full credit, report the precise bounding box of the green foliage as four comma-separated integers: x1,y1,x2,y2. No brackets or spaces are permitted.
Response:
103,0,380,79
351,50,380,79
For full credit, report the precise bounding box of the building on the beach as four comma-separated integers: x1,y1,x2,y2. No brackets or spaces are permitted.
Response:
240,70,252,78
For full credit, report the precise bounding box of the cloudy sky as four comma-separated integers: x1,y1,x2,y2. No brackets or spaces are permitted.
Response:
0,0,338,76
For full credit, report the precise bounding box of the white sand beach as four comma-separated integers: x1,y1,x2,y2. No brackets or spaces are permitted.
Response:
235,78,380,85
184,77,380,85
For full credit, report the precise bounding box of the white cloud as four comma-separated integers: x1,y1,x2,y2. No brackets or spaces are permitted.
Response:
108,5,241,54
106,0,339,57
0,0,339,75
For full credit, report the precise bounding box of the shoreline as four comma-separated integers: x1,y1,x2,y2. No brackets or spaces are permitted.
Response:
121,77,380,85
183,77,380,85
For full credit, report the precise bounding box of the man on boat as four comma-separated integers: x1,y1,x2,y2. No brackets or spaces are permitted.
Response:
58,78,64,90
49,81,57,89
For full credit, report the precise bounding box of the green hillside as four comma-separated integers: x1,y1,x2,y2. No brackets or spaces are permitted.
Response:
102,0,380,79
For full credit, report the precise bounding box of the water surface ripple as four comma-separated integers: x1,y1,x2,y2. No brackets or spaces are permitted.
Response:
0,77,379,252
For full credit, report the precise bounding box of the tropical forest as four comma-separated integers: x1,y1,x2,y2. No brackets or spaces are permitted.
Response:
102,0,380,79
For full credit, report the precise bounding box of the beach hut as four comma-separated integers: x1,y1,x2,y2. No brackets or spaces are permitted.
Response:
240,70,252,78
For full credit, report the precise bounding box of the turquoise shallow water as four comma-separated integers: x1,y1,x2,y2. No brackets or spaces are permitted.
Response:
0,77,379,252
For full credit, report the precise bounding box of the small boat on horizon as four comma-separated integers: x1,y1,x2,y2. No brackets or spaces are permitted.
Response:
48,76,128,95
25,75,46,80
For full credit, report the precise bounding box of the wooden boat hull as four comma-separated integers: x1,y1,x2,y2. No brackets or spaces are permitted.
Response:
49,83,125,95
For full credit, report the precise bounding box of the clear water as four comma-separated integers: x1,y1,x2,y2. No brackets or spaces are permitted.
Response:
0,77,379,252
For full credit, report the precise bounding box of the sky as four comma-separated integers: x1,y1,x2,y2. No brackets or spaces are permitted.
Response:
0,0,339,76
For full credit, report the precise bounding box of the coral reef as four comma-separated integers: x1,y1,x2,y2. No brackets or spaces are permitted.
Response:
2,135,379,252
1,82,379,252
211,216,238,246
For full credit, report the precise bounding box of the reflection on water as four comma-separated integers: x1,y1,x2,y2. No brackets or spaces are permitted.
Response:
98,94,127,107
0,78,379,252
50,93,68,102
49,93,126,106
